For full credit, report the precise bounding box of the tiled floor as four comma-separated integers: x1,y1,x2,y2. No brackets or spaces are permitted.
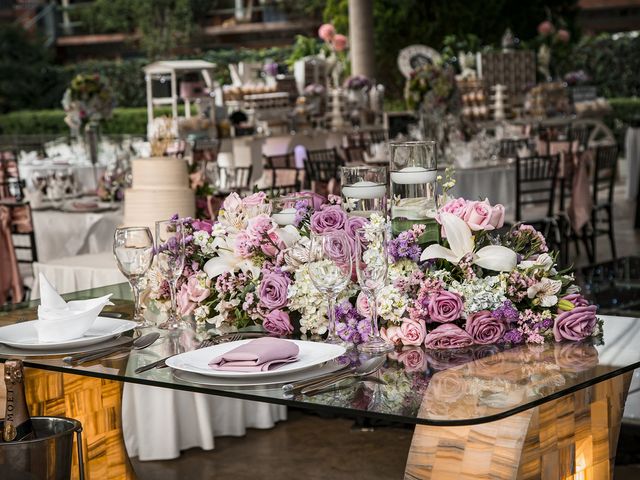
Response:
132,189,640,480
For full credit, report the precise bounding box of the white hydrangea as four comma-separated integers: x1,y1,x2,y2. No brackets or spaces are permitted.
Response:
448,275,507,314
193,230,217,256
377,284,409,325
388,259,419,283
194,305,210,324
288,263,356,335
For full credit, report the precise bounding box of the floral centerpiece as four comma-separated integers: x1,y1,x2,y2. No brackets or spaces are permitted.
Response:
404,63,459,114
148,190,601,350
62,73,114,135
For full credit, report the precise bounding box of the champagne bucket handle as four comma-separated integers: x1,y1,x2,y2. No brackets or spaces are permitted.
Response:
75,425,85,480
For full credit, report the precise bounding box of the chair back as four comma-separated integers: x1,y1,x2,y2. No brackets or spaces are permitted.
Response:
192,138,219,164
343,145,366,164
0,150,25,201
569,124,591,152
216,165,253,191
515,154,560,221
592,145,618,207
0,205,24,304
303,148,342,187
262,153,300,193
498,138,530,159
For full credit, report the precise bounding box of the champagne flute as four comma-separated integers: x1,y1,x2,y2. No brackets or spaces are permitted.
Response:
155,219,188,330
113,227,154,327
307,231,353,346
355,226,393,354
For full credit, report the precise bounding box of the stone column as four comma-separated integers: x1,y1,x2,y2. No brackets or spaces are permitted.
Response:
348,0,375,79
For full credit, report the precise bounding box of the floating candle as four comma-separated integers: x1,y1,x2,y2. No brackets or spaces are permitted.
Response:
271,207,297,226
390,166,437,185
342,180,386,199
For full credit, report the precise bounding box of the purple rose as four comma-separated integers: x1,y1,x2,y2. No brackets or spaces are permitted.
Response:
324,231,352,267
553,305,597,342
561,293,589,308
465,310,506,345
310,205,347,234
345,216,368,240
263,309,294,335
424,324,474,349
299,190,326,210
554,342,599,372
258,272,290,309
192,219,213,233
427,290,463,323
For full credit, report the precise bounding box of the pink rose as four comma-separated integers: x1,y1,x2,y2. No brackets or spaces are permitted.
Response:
258,272,290,310
223,192,242,213
242,191,267,208
332,34,348,52
192,219,213,233
398,319,426,346
465,310,506,345
397,347,428,373
233,231,254,258
556,29,570,43
318,23,336,42
489,204,505,229
427,290,463,323
424,324,474,349
185,276,210,303
381,325,401,345
310,205,347,233
463,200,494,231
177,284,196,317
263,310,294,335
247,214,275,239
439,197,468,219
553,305,597,342
538,20,555,36
356,291,371,318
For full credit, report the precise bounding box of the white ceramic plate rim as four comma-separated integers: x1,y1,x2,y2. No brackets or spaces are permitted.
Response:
166,339,346,379
0,317,137,350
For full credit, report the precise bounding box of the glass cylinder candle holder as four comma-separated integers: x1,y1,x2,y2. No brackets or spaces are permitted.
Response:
388,141,438,238
270,194,313,227
340,165,387,218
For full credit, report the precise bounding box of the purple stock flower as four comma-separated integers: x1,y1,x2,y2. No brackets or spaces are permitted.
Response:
335,301,371,344
492,300,519,324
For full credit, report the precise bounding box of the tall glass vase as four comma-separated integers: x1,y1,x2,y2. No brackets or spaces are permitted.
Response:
84,122,100,190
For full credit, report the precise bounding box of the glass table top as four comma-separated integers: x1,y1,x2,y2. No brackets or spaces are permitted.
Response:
1,283,640,427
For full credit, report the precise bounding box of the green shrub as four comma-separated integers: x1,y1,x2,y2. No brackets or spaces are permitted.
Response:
0,106,194,136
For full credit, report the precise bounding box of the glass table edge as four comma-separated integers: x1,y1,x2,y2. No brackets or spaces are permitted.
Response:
1,356,637,428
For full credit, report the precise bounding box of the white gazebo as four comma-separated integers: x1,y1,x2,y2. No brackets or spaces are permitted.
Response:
143,60,217,137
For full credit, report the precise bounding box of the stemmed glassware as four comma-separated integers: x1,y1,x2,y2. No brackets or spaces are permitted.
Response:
307,231,353,346
155,219,188,330
354,226,393,354
113,227,155,327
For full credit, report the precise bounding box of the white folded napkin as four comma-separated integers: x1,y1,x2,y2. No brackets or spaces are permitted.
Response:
35,273,113,342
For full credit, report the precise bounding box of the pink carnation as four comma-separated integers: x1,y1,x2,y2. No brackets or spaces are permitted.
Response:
538,20,555,36
332,34,348,52
318,23,336,42
556,29,570,43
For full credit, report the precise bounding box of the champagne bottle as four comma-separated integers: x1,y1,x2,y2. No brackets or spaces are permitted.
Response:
2,360,35,442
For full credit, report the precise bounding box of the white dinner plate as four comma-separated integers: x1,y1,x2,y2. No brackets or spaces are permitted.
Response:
0,317,137,350
166,339,346,379
172,360,346,388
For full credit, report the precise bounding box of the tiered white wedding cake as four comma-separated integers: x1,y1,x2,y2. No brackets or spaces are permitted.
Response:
123,157,195,232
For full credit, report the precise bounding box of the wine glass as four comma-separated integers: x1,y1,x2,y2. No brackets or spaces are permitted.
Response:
155,219,188,330
113,227,154,327
354,226,393,354
307,231,353,346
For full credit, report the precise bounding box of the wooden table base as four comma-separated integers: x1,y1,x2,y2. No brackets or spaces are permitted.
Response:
24,368,135,480
405,372,632,480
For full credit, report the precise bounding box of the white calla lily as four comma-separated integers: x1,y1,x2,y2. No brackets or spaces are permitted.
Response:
420,212,517,272
203,251,243,278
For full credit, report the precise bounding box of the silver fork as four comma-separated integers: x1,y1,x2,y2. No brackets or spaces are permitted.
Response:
135,337,221,374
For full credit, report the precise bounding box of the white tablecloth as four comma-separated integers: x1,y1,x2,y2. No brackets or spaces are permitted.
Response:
447,163,516,217
626,127,640,200
31,252,127,298
32,208,123,262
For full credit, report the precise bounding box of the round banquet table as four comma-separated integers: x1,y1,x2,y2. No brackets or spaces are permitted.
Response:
32,207,123,262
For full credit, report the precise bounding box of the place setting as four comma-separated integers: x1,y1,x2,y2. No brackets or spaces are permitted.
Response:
0,273,146,358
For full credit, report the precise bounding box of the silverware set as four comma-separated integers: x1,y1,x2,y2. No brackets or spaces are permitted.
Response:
282,355,386,396
63,332,160,365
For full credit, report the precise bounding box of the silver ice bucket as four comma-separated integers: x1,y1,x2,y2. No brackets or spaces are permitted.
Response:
0,417,84,480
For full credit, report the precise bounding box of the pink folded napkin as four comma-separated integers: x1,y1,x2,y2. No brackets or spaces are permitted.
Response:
209,337,299,372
